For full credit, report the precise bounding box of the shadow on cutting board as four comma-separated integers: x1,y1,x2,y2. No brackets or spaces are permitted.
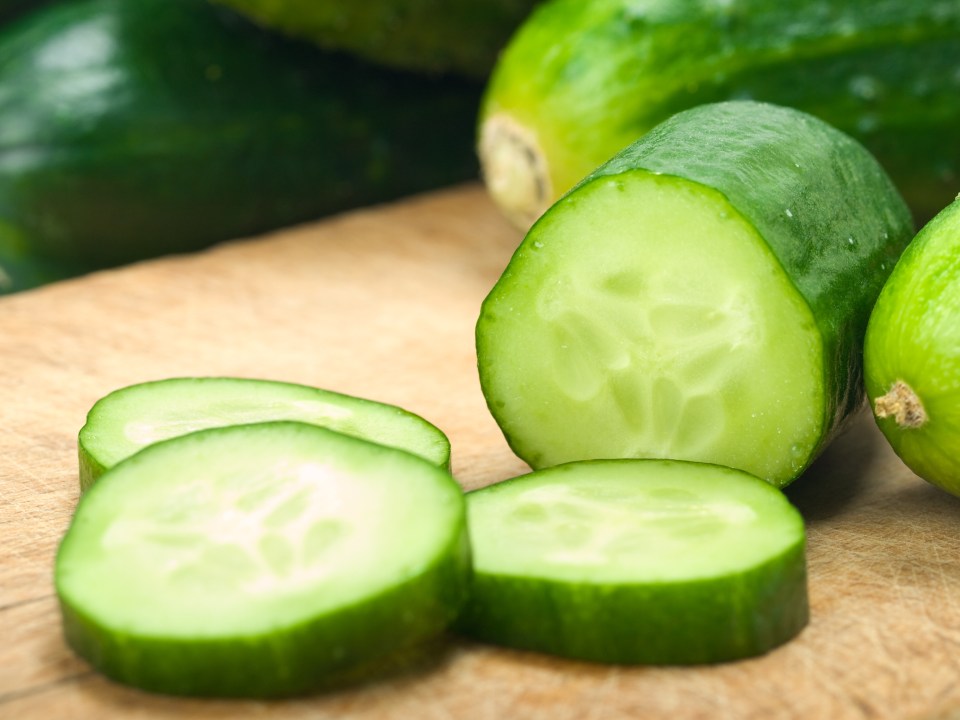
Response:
785,406,899,524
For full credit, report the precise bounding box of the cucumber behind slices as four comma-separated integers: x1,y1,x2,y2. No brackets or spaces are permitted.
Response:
458,459,808,664
78,377,451,489
477,101,913,487
56,422,470,697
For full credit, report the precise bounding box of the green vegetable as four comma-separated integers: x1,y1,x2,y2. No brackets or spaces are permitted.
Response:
864,198,960,495
212,0,541,79
477,101,912,487
0,0,43,24
458,459,808,664
0,235,90,294
480,0,960,228
78,377,451,490
0,0,480,271
57,422,470,697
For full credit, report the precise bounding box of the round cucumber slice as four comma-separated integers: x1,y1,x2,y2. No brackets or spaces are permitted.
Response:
457,459,808,664
56,421,470,697
78,377,451,490
864,198,960,494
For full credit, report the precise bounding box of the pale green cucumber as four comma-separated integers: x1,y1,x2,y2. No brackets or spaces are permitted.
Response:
864,198,960,495
78,377,450,490
56,421,469,697
458,459,808,664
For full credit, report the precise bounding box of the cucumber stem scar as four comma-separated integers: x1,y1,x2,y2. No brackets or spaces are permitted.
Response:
479,113,552,230
874,380,927,429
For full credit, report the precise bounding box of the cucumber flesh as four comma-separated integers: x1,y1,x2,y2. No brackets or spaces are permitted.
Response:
56,421,470,697
458,459,808,664
78,377,451,489
478,170,822,485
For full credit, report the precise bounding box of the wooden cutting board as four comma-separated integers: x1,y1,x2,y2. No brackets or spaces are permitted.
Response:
2,184,960,720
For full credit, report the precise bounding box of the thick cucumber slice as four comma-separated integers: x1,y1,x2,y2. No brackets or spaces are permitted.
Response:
477,101,913,487
458,459,808,664
864,198,960,495
78,377,451,490
56,422,469,697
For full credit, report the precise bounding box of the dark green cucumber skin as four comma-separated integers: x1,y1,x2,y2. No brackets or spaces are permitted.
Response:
0,242,90,294
480,101,914,477
213,0,541,79
458,546,808,665
485,0,960,224
60,537,470,697
0,0,43,24
58,422,471,698
0,0,481,270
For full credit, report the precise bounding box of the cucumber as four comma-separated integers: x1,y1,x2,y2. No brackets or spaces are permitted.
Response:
0,0,480,269
211,0,541,79
56,421,470,697
0,234,90,294
476,101,913,487
864,199,960,496
480,0,960,228
78,377,452,490
457,459,808,664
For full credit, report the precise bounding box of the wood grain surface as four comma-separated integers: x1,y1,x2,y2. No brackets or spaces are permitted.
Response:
2,184,960,720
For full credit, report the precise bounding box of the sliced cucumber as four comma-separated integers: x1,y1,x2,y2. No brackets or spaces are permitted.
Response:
56,421,470,697
477,101,913,487
457,459,808,664
78,377,451,490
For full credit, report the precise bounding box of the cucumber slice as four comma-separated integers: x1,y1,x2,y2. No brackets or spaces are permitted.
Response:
457,459,808,664
56,421,470,697
78,377,451,490
477,101,913,487
864,197,960,494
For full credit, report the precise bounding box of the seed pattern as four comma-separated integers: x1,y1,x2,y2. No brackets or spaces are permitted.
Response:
505,484,756,566
536,271,756,457
101,463,353,594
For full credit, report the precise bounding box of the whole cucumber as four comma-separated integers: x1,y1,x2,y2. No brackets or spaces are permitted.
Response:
212,0,541,79
0,0,481,273
864,199,960,496
480,0,960,228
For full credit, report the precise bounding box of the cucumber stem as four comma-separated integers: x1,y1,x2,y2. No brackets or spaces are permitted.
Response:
479,113,552,230
874,380,927,429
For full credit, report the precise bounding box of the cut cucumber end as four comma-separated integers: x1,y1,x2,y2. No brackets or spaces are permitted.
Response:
457,459,808,665
478,170,825,487
479,113,553,230
57,422,469,697
78,377,451,490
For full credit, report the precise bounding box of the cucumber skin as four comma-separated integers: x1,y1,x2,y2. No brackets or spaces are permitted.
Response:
479,101,913,481
0,0,481,270
58,422,471,698
212,0,541,79
459,544,808,664
483,0,960,225
59,537,470,697
864,200,960,492
456,460,808,664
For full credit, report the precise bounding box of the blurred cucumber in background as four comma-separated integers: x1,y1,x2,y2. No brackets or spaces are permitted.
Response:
210,0,542,78
0,0,486,294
